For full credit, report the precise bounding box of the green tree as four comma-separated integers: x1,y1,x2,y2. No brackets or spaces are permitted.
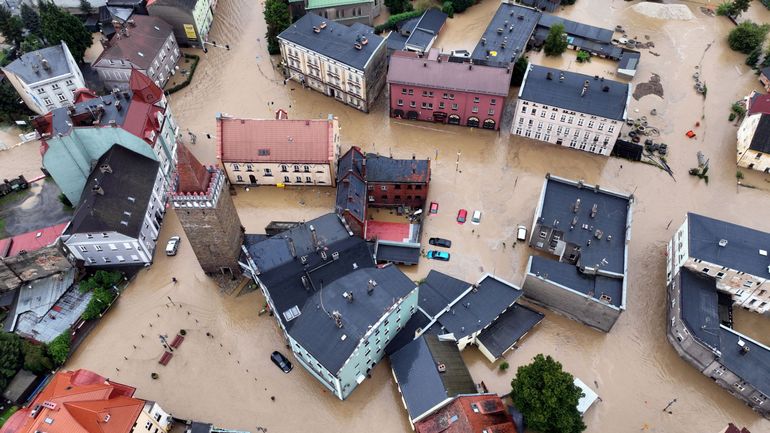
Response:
511,55,528,86
21,340,54,375
728,21,770,54
510,354,586,433
0,77,33,123
0,7,24,47
48,331,71,366
442,1,454,18
21,35,43,53
543,23,568,56
385,0,412,14
0,332,23,391
82,287,117,320
21,4,43,39
39,1,93,62
79,0,92,15
79,270,123,293
562,0,576,4
449,0,474,14
729,0,751,16
264,0,290,55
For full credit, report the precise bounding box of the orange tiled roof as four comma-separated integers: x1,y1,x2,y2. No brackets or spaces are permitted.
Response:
0,370,144,433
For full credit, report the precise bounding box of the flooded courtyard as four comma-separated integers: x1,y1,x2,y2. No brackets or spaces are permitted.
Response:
1,0,768,432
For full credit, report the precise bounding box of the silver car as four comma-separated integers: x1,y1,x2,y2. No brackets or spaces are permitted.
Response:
165,236,181,256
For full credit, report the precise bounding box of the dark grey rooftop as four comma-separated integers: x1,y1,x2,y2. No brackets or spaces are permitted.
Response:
687,212,770,279
375,243,420,265
532,26,622,59
404,8,447,51
364,153,430,183
335,172,366,223
618,50,641,72
49,91,133,136
678,268,770,397
529,256,623,306
389,334,477,421
65,144,159,237
4,43,75,85
387,31,410,53
385,309,431,355
762,66,770,78
418,270,470,318
749,114,770,153
337,147,365,180
278,13,384,71
405,30,434,51
520,65,630,120
477,304,544,359
520,0,560,12
536,13,613,44
470,3,540,66
538,176,631,275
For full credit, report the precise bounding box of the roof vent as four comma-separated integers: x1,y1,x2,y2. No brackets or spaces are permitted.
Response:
437,363,447,373
99,163,112,174
313,26,320,33
361,36,368,45
718,239,728,247
92,184,104,195
41,59,50,70
738,339,750,355
320,21,327,29
546,71,553,80
354,42,363,50
759,249,767,256
332,310,343,328
602,86,610,92
343,291,354,302
103,414,111,422
496,28,503,34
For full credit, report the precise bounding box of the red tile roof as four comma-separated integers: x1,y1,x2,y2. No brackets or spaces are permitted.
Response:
0,369,144,433
748,91,770,116
129,69,163,105
0,222,68,258
176,143,212,194
415,395,517,433
217,114,336,164
723,423,751,433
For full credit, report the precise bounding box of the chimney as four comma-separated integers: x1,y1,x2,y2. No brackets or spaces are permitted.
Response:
602,85,610,92
738,339,750,355
310,224,318,246
332,311,343,328
41,59,50,70
367,279,377,295
581,80,590,97
313,26,320,33
92,184,104,195
354,42,363,50
319,21,327,29
115,100,122,111
546,71,553,80
343,291,354,303
99,163,112,174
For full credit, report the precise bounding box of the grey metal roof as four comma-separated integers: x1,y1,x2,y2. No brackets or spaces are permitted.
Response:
687,212,770,279
389,334,477,421
418,270,470,318
65,145,159,238
678,268,770,397
520,65,630,120
2,370,38,404
618,50,641,71
4,43,75,85
749,114,770,153
289,265,416,373
405,29,434,51
477,304,544,359
415,8,448,34
278,13,384,71
536,13,613,44
363,153,430,183
529,256,624,306
470,3,540,66
375,243,420,265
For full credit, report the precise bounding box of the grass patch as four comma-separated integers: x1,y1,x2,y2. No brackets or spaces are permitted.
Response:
0,406,19,426
0,188,31,208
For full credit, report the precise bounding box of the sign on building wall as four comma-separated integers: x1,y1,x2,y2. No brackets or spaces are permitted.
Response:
183,24,197,39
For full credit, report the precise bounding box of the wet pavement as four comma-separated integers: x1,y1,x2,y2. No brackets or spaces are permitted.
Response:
8,0,770,432
0,180,72,236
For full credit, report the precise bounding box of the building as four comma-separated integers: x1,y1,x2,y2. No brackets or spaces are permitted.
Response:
386,8,448,54
387,49,510,130
0,223,71,292
93,15,181,90
520,0,560,12
1,42,85,115
532,13,622,60
523,174,634,332
216,111,339,187
32,70,178,206
60,144,165,268
736,111,770,173
513,65,631,156
720,424,751,433
390,334,479,426
1,370,42,406
470,2,541,67
0,369,172,433
759,67,770,92
278,13,388,112
386,270,544,362
239,213,419,400
147,0,215,47
172,144,244,276
414,394,518,433
295,0,383,26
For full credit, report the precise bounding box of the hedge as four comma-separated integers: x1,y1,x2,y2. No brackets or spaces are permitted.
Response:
374,10,426,33
166,53,200,95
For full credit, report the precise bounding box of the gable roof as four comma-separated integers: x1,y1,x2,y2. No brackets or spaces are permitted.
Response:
3,43,75,85
278,13,385,71
747,91,770,116
95,15,174,70
415,394,518,433
216,113,336,164
175,143,212,194
749,113,770,153
364,152,430,183
65,144,159,238
0,223,68,258
519,65,630,120
147,0,198,9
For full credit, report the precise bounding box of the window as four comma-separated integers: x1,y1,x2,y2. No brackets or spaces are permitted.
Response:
304,165,310,172
401,88,406,94
246,164,253,171
306,176,312,183
488,108,495,116
236,175,243,182
264,168,272,176
588,120,595,128
577,118,584,126
294,176,301,183
472,106,479,113
79,246,88,252
117,255,125,262
281,165,288,172
471,403,480,413
521,106,527,113
473,97,480,103
103,257,111,263
409,101,416,108
608,125,615,133
490,98,496,105
87,257,96,264
258,149,270,156
123,243,132,249
293,165,300,172
146,421,153,430
232,163,240,171
57,93,66,102
408,89,414,95
109,244,118,251
442,93,448,99
439,102,445,109
131,255,140,261
51,83,60,90
560,115,566,122
284,176,290,183
397,99,403,106
44,97,52,106
95,245,103,252
449,93,455,100
716,272,725,279
540,110,546,118
37,88,45,94
531,108,536,115
380,185,387,191
452,103,458,110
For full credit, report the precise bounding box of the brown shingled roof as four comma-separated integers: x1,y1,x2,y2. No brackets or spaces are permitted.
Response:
95,15,174,70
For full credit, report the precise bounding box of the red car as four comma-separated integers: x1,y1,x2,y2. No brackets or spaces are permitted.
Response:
457,209,468,224
430,202,439,214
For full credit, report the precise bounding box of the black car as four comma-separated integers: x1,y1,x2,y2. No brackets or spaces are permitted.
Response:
271,351,293,373
429,237,452,248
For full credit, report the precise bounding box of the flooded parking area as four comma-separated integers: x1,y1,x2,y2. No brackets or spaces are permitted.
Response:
33,0,770,432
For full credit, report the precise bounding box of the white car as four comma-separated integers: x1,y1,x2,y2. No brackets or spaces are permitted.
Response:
165,236,181,256
471,210,482,225
517,225,528,241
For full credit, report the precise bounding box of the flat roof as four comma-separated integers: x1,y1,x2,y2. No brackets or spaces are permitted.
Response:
687,212,770,279
520,65,630,120
470,3,540,66
375,243,420,265
536,13,614,44
529,256,624,307
477,304,543,359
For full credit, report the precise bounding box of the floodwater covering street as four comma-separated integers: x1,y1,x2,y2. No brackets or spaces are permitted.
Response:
0,0,767,432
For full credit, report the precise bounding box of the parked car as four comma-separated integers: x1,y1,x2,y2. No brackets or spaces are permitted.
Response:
430,202,439,214
165,236,181,256
429,237,452,248
517,225,528,241
457,209,468,224
426,250,450,261
271,351,293,373
471,210,482,225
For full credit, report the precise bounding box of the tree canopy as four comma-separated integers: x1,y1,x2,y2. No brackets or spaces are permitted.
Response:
21,3,43,39
48,331,71,366
510,354,586,433
39,1,93,62
0,332,23,391
0,78,33,123
79,270,123,293
0,6,24,47
728,21,770,54
264,0,290,55
544,23,568,56
22,340,55,375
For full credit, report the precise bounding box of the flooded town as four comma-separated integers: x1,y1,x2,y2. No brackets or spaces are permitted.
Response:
0,1,770,433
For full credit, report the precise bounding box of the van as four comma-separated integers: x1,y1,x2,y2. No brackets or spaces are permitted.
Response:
471,210,482,225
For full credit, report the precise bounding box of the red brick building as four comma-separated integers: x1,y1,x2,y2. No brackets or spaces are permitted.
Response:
387,49,511,130
414,394,518,433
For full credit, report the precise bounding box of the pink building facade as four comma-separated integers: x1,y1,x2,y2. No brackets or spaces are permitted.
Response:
387,50,511,130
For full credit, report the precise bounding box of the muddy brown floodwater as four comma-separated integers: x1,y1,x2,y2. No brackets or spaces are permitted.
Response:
40,0,770,432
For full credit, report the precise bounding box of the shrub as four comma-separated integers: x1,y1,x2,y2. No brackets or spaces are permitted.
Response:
79,270,123,293
729,112,737,121
499,361,510,371
22,340,54,375
82,287,117,320
728,22,770,54
737,170,745,180
48,331,71,366
576,50,591,63
544,23,568,56
442,1,454,17
374,10,425,33
166,54,200,94
716,1,733,16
